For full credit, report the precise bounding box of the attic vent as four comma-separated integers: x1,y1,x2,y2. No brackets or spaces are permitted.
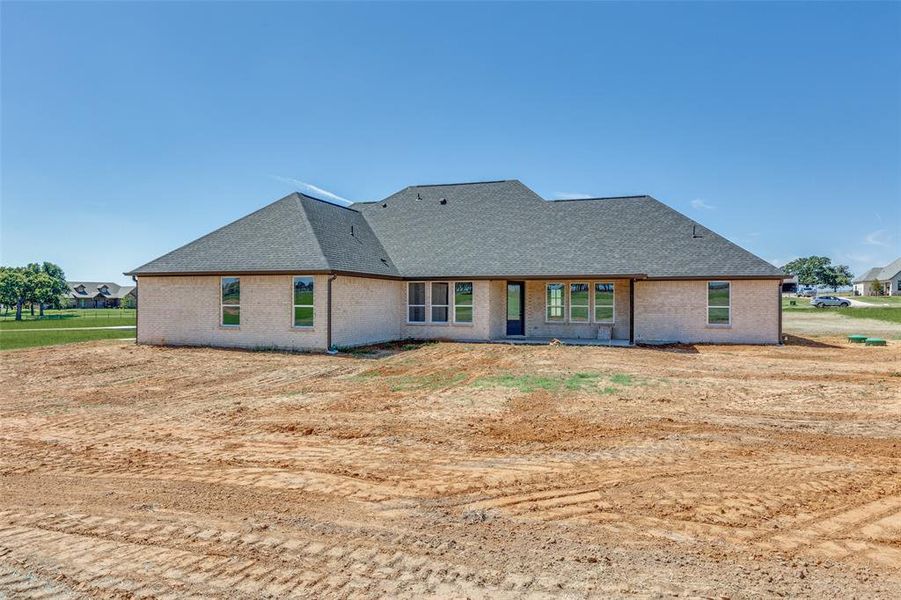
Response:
350,225,355,237
439,198,447,205
416,193,422,201
692,224,703,239
381,202,387,208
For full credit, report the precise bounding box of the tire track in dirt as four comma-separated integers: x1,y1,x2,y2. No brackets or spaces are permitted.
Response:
0,509,576,598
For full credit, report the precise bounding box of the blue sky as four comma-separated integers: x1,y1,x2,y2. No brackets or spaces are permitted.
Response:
2,1,899,284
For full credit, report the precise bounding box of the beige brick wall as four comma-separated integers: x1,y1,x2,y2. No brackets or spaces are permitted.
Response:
137,275,328,350
634,279,780,344
331,276,402,347
138,274,780,349
520,279,632,340
398,280,492,341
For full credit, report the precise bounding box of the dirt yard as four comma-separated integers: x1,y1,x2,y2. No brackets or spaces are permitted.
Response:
1,338,899,598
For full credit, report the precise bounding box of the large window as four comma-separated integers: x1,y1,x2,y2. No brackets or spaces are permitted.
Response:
454,282,473,323
594,283,615,322
546,283,564,321
570,282,589,322
293,277,314,328
408,282,426,322
707,281,731,325
431,282,449,322
221,277,240,326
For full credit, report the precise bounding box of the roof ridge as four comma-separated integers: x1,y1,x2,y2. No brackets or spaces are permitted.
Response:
409,179,511,188
296,192,360,212
547,195,651,202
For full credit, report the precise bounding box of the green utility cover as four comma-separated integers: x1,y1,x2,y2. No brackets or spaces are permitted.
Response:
848,335,868,343
864,338,887,346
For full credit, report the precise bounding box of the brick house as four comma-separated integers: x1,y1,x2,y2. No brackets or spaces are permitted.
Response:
68,282,137,308
126,180,783,349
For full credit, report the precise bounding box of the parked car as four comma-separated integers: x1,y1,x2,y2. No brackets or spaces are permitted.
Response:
797,287,817,297
811,295,850,308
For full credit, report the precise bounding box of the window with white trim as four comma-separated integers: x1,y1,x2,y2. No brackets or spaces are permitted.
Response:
707,281,731,325
408,282,426,322
293,277,314,327
221,277,240,326
431,282,449,322
546,283,564,321
594,282,614,322
454,282,473,323
570,282,589,322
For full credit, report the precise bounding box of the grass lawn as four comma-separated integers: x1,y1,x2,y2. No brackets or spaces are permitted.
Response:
782,296,901,324
0,309,135,329
0,307,137,323
0,328,135,351
835,307,901,324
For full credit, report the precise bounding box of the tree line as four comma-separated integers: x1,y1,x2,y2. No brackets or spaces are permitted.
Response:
781,256,853,291
0,262,69,320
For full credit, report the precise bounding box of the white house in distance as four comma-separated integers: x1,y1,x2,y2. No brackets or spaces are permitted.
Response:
125,180,784,350
852,258,901,296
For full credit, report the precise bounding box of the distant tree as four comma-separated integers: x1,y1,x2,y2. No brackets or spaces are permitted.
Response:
782,256,832,287
819,265,853,292
35,262,68,315
0,262,68,320
0,267,28,320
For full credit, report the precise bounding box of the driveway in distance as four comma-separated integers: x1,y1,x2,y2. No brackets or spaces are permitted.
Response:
1,340,899,598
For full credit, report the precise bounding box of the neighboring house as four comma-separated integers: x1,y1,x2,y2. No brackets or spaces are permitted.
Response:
781,275,798,294
125,180,784,349
852,258,901,296
68,281,137,308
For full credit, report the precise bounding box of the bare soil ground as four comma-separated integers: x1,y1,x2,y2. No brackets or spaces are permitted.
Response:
1,338,899,598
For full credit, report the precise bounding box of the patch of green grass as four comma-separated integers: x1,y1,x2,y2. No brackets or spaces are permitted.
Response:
0,314,135,331
835,307,901,324
473,371,635,393
0,307,136,322
0,328,135,350
610,373,633,386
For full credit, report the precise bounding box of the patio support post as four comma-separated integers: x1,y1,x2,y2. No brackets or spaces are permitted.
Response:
629,279,635,345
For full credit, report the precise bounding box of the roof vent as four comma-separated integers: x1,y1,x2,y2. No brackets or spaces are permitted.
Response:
381,202,387,208
692,224,703,239
416,193,422,201
350,225,355,237
439,198,447,205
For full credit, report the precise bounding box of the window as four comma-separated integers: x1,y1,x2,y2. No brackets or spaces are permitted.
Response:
221,277,240,326
408,282,426,322
570,283,589,322
546,283,564,321
707,281,730,325
454,282,473,323
293,277,314,327
594,283,615,322
431,282,449,322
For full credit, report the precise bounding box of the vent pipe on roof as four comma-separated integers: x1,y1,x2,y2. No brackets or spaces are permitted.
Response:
692,224,703,239
439,198,447,205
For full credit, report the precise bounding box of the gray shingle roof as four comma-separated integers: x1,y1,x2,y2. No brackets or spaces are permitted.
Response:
127,181,782,279
68,282,135,299
853,267,883,283
127,193,397,276
855,258,901,283
353,180,781,278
